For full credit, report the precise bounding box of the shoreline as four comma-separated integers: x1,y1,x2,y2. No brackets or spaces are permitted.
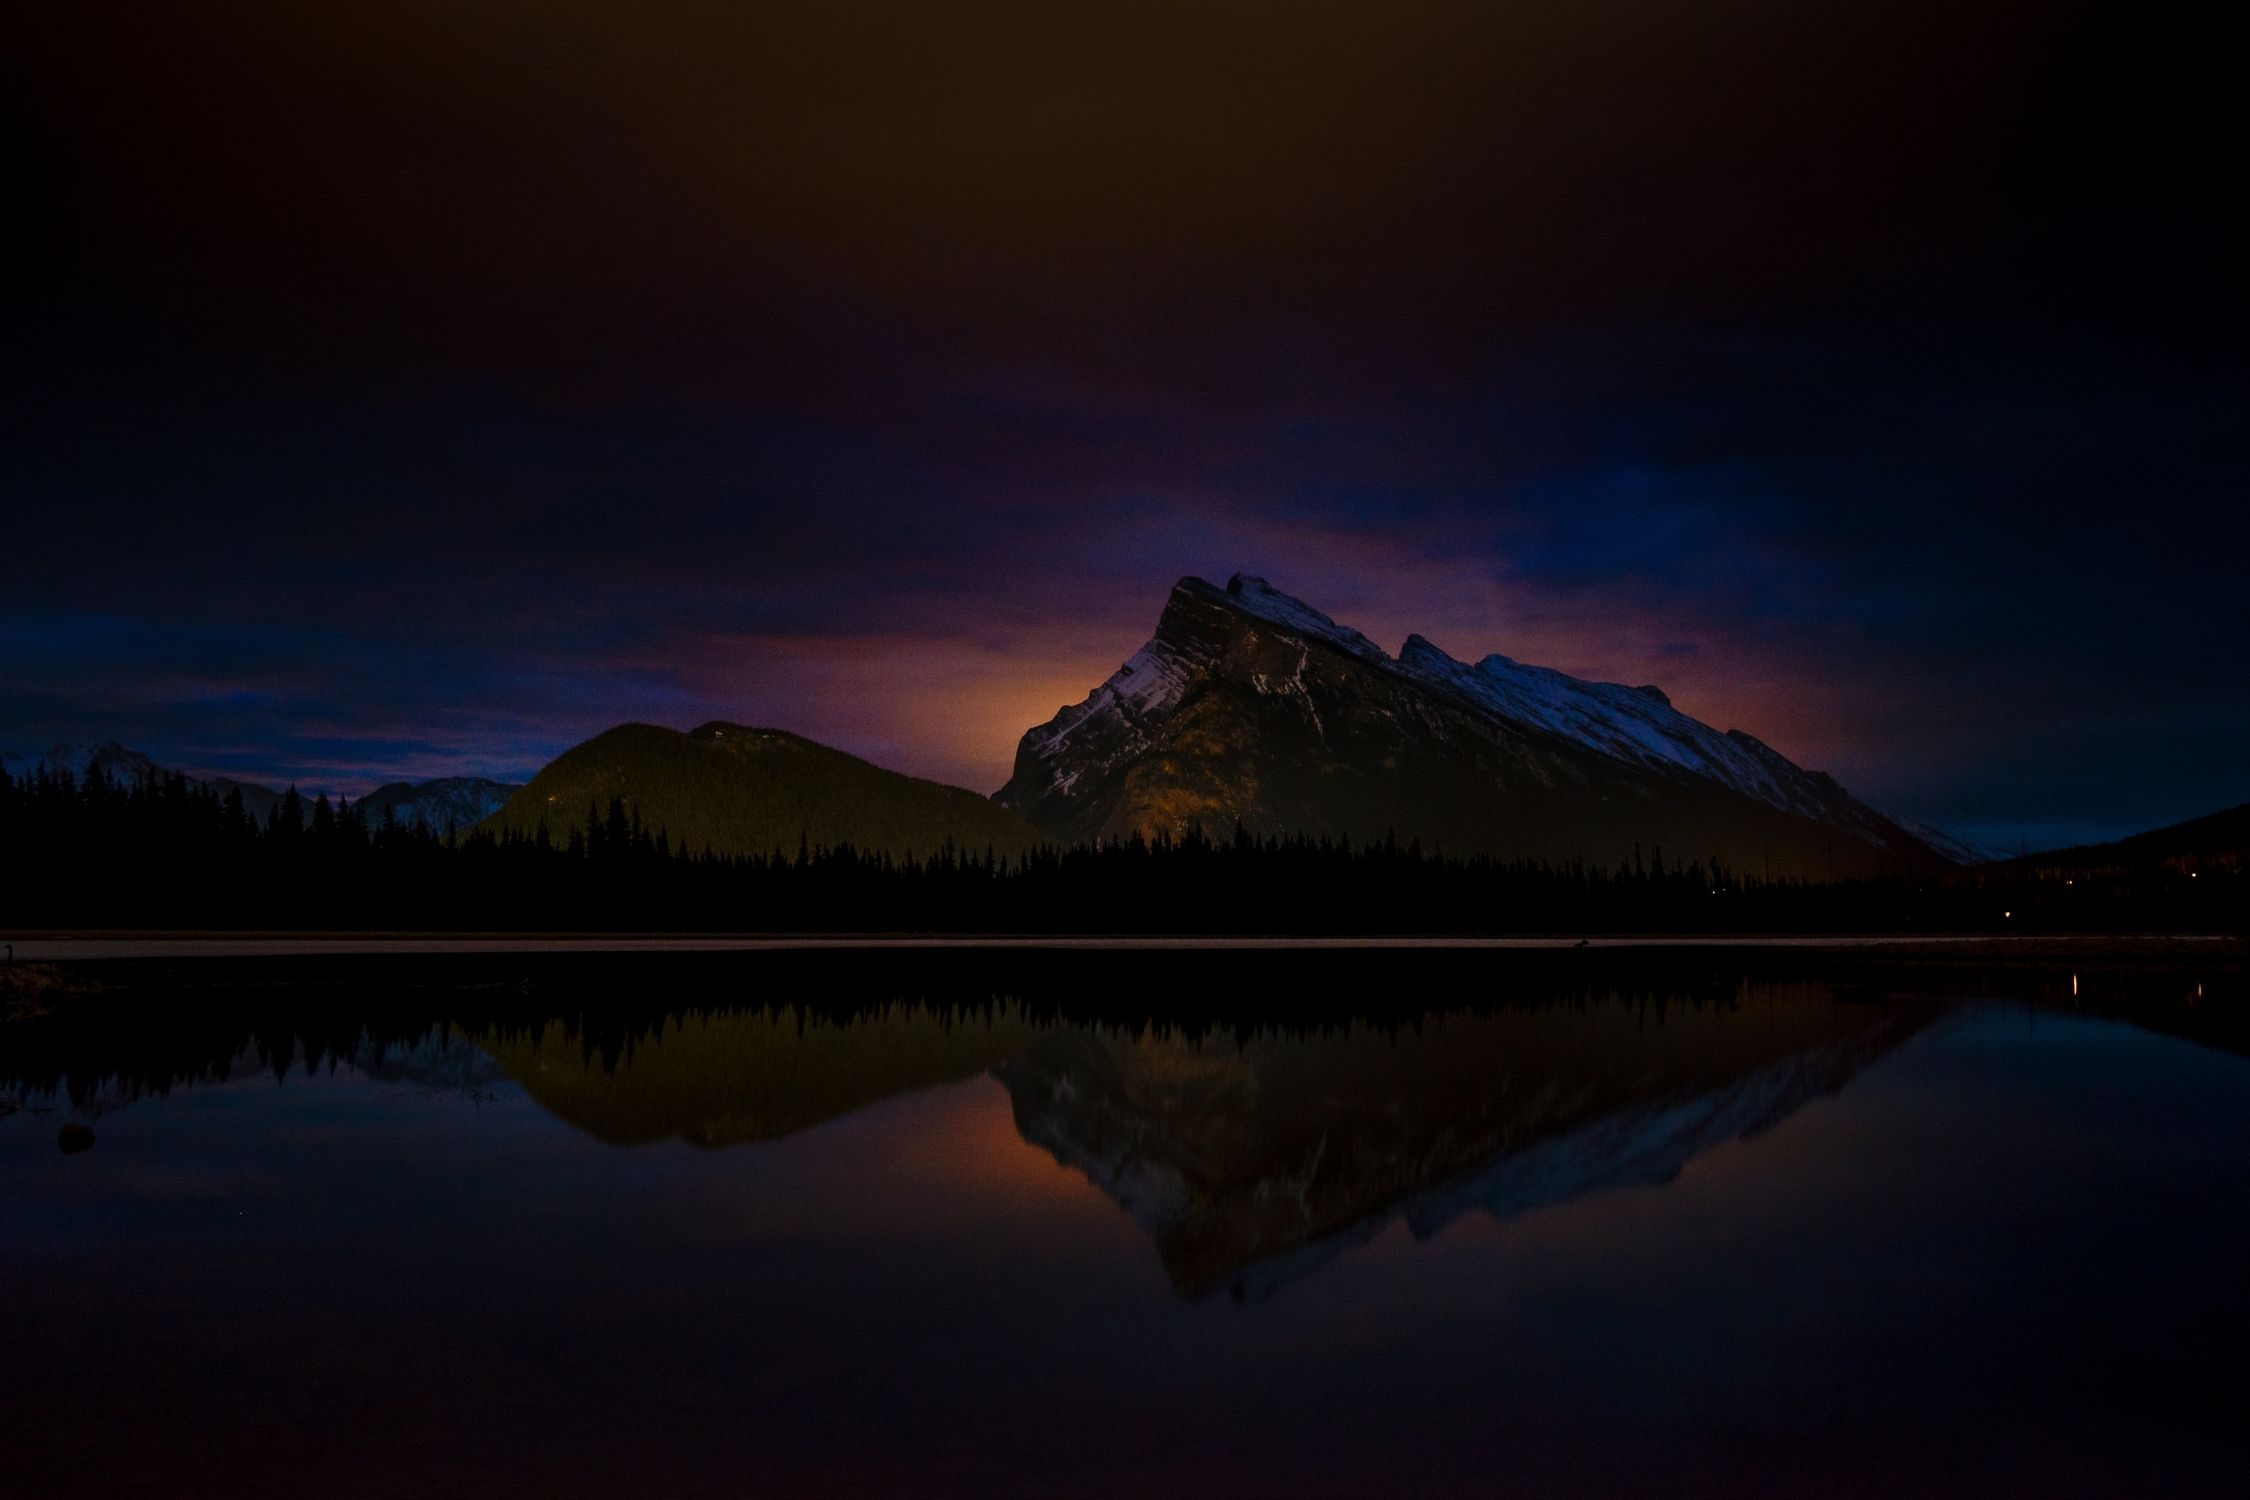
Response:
7,932,2241,963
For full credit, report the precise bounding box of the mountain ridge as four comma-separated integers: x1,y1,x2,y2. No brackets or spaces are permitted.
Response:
2,741,518,832
997,573,1954,875
1999,801,2248,873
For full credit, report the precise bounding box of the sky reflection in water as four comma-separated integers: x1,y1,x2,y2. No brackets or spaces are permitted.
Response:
3,978,2245,1498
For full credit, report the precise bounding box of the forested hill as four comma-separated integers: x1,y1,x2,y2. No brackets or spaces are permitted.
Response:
2005,803,2250,873
482,722,1043,861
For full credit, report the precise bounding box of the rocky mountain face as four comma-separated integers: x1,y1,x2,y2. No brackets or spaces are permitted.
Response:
996,574,1952,876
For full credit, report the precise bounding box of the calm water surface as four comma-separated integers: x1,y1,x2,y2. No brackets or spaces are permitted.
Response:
4,961,2245,1497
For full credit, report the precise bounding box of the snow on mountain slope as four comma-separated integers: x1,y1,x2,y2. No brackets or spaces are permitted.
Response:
1001,572,1950,864
1393,637,1975,860
1212,574,1392,666
1392,615,1938,858
1397,636,1837,821
1018,638,1200,779
354,777,520,833
1012,574,1395,797
1892,817,2009,866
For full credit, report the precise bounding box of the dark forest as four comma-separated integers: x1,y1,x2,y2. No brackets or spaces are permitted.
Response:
5,765,2238,936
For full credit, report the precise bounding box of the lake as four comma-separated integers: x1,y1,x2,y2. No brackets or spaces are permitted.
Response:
3,948,2244,1497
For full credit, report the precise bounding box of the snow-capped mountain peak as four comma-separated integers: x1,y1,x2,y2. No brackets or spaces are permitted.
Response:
1217,574,1391,666
999,572,1958,869
1391,634,1939,851
1395,636,1819,814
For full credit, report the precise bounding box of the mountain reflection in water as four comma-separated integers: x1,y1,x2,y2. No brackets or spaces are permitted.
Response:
13,975,1936,1301
996,989,1934,1298
6,955,2245,1499
482,1007,1046,1148
475,988,1931,1298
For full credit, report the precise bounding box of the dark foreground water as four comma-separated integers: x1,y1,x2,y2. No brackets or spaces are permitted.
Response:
4,953,2245,1497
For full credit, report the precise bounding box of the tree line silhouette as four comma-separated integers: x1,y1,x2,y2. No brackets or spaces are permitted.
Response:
2,762,2239,934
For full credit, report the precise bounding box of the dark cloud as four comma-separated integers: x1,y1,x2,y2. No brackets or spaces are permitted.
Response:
8,1,2242,844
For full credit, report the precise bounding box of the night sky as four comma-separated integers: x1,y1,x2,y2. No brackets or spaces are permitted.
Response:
11,2,2243,848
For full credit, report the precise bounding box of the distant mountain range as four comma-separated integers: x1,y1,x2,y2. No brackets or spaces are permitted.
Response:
997,574,1952,876
481,721,1043,859
1,741,518,834
15,575,2238,874
5,741,294,824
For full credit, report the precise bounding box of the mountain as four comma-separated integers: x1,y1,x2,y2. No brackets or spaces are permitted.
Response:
6,740,282,821
1893,816,2010,867
2006,801,2249,874
996,574,1952,876
353,777,519,834
3,741,160,783
486,721,1045,859
3,741,517,831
